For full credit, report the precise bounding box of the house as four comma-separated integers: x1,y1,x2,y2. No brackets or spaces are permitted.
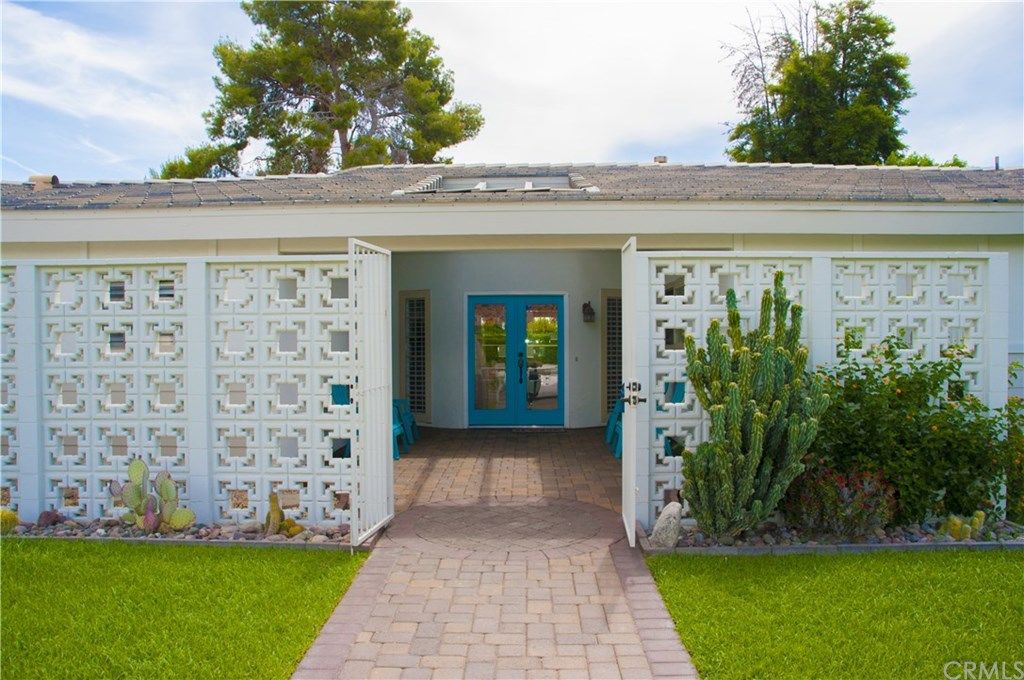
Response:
2,161,1022,545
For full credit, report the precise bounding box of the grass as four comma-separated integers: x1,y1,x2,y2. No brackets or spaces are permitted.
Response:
0,539,366,679
647,550,1024,680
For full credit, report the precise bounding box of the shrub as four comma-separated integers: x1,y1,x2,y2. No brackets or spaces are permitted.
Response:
811,339,1008,524
681,271,829,539
1002,362,1023,522
783,465,895,537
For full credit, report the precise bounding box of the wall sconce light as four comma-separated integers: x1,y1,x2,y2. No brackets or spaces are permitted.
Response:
582,301,595,323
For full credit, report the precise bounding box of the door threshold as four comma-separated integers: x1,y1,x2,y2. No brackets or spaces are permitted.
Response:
467,425,566,430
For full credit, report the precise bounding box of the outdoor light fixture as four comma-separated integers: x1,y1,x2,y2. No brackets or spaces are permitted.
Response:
582,301,595,323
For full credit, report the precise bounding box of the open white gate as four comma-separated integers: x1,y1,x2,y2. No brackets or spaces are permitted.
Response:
349,239,394,546
620,238,640,546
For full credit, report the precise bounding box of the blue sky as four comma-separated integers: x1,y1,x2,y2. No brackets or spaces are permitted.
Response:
2,1,1021,181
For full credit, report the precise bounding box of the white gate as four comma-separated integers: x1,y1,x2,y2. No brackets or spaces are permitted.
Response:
620,238,640,546
349,239,394,546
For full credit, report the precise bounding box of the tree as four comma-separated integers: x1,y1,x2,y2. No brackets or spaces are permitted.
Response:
157,143,241,179
883,151,967,167
160,1,483,178
724,1,915,165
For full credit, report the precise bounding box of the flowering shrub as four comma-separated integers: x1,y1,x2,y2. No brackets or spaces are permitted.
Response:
783,465,895,537
808,338,1009,524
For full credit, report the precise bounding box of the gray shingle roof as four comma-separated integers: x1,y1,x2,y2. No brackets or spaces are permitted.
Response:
2,163,1022,210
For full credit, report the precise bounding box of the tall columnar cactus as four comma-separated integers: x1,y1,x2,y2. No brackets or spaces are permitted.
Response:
682,271,830,539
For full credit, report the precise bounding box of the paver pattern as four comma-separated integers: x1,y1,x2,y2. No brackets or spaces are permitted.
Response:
394,428,622,513
294,429,696,680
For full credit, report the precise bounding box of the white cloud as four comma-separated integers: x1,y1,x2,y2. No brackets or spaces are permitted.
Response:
407,0,1021,166
0,1,221,142
1,0,1019,179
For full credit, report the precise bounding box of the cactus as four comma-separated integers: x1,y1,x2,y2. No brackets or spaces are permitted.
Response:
681,271,830,540
168,507,196,531
142,496,160,533
157,477,177,505
122,482,145,514
265,493,283,535
1,508,18,534
114,461,196,534
127,459,148,486
940,511,987,541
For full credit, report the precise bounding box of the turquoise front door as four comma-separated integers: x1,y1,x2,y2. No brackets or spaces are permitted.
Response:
468,295,564,426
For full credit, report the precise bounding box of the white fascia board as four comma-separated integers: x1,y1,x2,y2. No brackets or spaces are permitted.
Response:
2,200,1022,243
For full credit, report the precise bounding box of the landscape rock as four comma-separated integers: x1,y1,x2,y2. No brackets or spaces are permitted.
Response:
309,534,328,544
36,510,65,527
650,502,683,548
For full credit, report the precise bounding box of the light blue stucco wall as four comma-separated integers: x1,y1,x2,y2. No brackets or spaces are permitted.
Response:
391,250,621,429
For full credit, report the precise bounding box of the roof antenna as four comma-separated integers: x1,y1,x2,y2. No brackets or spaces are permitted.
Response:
994,156,1000,170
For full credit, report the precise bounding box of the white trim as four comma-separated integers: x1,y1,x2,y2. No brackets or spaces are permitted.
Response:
4,201,1021,244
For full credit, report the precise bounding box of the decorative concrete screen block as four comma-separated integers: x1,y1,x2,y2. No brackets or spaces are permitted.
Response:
636,252,1003,528
208,261,356,526
37,264,188,518
831,259,989,397
646,256,812,522
0,268,18,513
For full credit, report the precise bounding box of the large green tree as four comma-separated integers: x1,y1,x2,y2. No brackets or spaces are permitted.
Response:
160,0,483,178
725,1,915,165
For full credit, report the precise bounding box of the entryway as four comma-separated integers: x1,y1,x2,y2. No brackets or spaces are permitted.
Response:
468,294,564,426
392,427,621,513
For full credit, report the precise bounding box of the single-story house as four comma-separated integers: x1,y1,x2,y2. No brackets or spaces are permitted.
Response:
1,161,1022,545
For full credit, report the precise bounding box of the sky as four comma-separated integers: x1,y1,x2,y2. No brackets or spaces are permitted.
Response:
1,0,1021,182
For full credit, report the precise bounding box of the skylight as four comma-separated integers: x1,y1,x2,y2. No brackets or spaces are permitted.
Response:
395,174,598,195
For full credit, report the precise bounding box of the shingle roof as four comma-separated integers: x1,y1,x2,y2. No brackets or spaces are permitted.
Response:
2,163,1022,210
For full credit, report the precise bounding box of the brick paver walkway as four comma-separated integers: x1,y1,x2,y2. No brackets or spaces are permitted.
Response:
294,430,697,680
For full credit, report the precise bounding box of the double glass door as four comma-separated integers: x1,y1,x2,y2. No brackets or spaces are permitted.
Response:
468,295,563,426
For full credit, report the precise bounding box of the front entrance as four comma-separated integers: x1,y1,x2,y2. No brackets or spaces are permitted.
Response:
468,295,563,426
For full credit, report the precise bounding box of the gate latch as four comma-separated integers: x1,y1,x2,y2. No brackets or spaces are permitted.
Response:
623,381,647,407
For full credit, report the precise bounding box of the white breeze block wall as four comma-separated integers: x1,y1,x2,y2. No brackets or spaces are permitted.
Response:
634,252,1009,528
0,258,360,527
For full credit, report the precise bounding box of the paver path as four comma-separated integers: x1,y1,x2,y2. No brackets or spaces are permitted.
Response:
294,497,697,679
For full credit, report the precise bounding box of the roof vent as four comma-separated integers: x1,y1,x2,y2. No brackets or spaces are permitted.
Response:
653,155,668,164
29,174,59,191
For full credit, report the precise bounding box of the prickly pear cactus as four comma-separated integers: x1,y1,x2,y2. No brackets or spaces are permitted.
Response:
157,477,177,505
122,482,145,515
127,459,149,486
142,496,160,533
168,508,196,531
681,270,830,539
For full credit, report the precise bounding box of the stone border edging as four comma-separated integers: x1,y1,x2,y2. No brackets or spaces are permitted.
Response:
5,533,375,552
638,533,1024,556
610,535,700,679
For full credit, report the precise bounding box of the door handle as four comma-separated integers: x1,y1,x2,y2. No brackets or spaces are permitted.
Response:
517,352,524,384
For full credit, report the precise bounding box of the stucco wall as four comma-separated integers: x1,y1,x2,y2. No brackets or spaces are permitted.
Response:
391,250,621,429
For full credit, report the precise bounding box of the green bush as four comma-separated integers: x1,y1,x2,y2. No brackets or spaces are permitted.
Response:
811,339,1010,524
1002,362,1023,522
783,466,895,537
681,271,829,539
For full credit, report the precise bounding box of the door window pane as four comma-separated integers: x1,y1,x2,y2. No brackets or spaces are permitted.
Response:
525,304,558,411
473,304,506,411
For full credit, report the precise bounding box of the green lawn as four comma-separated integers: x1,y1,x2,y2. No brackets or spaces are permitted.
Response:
648,550,1024,680
1,539,366,679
